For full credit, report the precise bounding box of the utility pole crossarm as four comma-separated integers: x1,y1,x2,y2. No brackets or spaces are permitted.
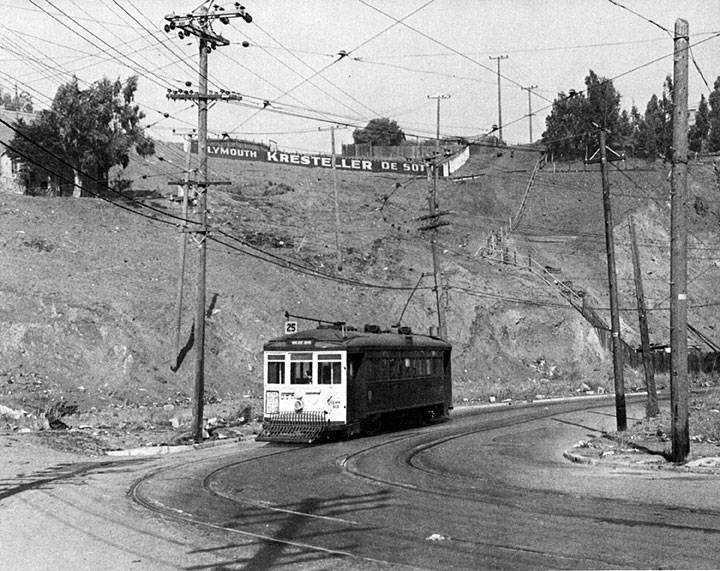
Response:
167,91,245,102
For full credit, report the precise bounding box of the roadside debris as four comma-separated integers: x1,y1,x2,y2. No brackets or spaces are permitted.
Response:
425,533,450,542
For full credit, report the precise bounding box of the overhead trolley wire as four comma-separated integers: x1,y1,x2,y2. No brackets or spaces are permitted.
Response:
605,0,673,36
227,0,436,133
357,0,554,106
28,0,174,92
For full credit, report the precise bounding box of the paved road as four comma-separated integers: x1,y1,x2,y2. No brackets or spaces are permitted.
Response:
3,398,720,569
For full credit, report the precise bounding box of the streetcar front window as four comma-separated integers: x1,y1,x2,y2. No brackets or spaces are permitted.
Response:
290,353,313,384
266,354,285,385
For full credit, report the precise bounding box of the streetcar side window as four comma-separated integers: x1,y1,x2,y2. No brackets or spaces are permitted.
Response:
347,354,363,382
318,353,342,385
319,362,342,384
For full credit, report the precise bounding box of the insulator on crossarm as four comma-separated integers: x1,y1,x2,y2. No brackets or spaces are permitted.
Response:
243,13,252,23
164,24,171,33
178,31,185,39
220,17,229,24
242,40,250,47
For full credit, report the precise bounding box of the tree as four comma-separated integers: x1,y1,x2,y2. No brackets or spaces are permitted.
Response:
0,88,33,113
541,70,627,160
353,117,405,146
658,75,674,158
635,94,661,159
585,70,627,142
631,76,674,160
542,89,589,159
9,75,154,197
708,76,720,152
689,94,709,153
53,76,154,196
8,112,73,195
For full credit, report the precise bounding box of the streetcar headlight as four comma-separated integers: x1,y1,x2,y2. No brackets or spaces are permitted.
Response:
266,391,279,414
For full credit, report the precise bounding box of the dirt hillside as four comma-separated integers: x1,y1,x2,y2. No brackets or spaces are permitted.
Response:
2,143,719,428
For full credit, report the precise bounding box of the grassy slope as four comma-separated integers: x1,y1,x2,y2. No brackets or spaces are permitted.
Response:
2,141,719,419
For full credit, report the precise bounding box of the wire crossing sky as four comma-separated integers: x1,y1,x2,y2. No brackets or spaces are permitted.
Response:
0,1,718,152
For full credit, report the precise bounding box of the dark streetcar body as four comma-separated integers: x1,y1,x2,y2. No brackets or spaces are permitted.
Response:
257,324,452,443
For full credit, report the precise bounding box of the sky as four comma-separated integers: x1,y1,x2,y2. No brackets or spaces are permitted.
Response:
1,1,718,154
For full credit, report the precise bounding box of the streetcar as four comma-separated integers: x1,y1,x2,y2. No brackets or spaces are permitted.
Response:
257,320,452,443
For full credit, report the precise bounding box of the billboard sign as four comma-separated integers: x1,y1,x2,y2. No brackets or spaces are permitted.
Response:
193,140,429,176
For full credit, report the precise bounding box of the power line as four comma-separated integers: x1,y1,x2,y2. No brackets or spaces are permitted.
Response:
357,0,554,105
28,0,173,91
226,0,436,134
605,0,672,36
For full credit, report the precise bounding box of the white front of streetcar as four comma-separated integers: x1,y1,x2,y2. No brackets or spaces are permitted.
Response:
263,350,347,423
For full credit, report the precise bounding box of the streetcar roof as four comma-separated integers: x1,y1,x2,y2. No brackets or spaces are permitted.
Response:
263,326,451,351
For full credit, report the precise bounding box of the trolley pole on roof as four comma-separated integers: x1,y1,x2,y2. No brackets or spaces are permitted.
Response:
164,3,253,443
669,18,690,462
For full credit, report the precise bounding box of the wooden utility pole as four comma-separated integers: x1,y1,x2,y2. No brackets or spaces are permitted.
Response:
171,133,194,371
670,18,690,462
628,216,659,417
599,128,626,431
193,28,210,445
521,85,537,143
165,4,252,443
489,55,508,142
331,126,342,271
426,94,450,339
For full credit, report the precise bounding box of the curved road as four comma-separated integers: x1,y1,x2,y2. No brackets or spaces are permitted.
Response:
3,398,719,569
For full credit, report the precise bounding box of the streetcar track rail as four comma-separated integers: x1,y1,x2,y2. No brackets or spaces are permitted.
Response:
130,443,407,568
127,396,720,568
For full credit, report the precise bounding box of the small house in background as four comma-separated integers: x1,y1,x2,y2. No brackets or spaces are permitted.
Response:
0,109,36,195
0,118,23,194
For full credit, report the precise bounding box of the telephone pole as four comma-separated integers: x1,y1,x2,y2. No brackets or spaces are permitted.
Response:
170,132,195,371
330,126,342,271
489,55,508,142
670,18,690,462
164,3,252,443
628,216,659,417
425,94,450,339
593,127,627,431
521,85,537,143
